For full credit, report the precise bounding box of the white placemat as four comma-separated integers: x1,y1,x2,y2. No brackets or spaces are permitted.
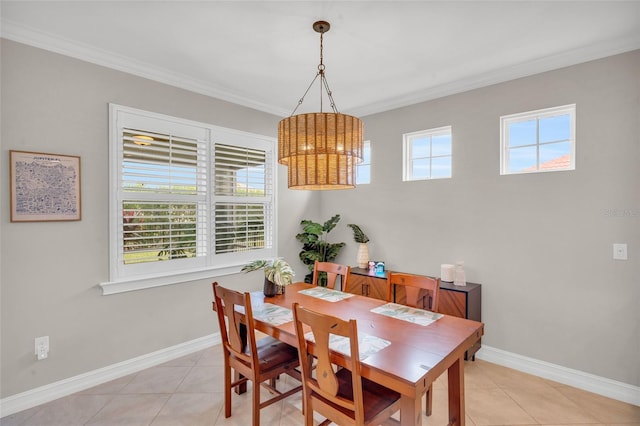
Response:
298,286,355,302
304,331,390,360
371,303,443,326
251,303,293,326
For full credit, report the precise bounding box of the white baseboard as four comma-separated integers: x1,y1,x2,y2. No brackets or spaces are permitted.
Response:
3,337,637,418
0,333,221,418
476,345,640,406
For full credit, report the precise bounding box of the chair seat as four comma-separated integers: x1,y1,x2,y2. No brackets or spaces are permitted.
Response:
230,336,299,373
254,336,300,372
314,367,401,423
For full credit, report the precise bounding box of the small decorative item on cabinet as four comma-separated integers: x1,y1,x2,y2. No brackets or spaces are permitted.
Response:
347,224,370,268
440,263,455,283
454,261,466,286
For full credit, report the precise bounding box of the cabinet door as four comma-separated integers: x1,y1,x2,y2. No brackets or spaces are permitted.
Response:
345,274,367,296
366,277,389,301
438,289,467,318
346,273,388,300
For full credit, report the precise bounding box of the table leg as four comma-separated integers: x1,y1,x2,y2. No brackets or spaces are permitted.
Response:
400,394,422,426
447,356,465,426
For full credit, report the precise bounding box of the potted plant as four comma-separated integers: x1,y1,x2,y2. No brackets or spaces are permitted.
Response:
241,258,295,297
347,224,370,269
296,214,345,284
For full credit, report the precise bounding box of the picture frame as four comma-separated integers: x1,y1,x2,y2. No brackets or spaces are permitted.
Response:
9,150,82,222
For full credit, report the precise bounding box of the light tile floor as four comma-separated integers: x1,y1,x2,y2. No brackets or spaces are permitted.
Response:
2,346,639,426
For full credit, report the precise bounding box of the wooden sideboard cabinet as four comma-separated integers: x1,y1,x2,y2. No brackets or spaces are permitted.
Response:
347,268,482,360
438,280,482,360
346,268,390,300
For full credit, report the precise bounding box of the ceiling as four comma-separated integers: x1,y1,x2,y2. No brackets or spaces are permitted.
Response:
2,1,639,117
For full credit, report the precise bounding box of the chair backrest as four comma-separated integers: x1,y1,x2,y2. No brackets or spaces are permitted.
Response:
292,302,365,421
312,260,351,290
212,282,258,368
387,272,441,312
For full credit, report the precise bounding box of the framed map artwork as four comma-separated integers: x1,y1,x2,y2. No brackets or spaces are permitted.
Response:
10,150,82,222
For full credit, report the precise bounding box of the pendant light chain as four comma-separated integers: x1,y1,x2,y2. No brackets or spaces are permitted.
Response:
278,20,363,190
319,30,339,114
289,24,339,117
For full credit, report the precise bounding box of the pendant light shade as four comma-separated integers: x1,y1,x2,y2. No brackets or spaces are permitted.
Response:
278,112,363,190
277,21,363,190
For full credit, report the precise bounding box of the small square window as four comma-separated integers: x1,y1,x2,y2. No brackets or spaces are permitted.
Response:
356,141,371,185
403,126,452,181
501,104,575,175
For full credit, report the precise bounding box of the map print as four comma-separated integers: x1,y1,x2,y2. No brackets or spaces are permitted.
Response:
11,152,81,221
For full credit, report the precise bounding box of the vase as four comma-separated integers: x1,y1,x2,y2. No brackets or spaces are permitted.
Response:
263,278,277,297
356,243,370,269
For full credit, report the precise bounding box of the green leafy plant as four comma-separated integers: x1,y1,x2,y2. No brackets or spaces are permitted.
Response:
296,214,346,284
241,258,295,286
347,224,370,243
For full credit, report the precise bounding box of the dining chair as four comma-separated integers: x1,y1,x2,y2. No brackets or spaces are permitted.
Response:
311,260,351,290
292,302,401,426
387,272,441,416
212,282,302,426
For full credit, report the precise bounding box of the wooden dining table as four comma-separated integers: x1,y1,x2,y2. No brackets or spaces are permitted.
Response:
245,282,484,426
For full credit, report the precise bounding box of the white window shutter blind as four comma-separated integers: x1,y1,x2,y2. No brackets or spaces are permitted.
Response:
213,142,273,255
120,129,207,264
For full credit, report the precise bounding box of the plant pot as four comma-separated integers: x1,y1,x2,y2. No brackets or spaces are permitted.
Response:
263,278,277,297
356,243,370,269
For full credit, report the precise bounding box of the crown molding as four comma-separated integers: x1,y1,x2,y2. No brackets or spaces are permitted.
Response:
0,18,289,117
2,18,639,119
351,35,640,117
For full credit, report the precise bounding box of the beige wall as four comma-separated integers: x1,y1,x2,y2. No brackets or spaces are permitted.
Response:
324,50,640,386
0,39,311,397
1,38,638,401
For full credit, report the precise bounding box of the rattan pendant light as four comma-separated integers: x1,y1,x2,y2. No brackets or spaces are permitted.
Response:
278,21,363,190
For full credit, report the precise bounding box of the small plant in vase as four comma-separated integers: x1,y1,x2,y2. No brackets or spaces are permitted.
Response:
347,224,370,269
241,258,295,297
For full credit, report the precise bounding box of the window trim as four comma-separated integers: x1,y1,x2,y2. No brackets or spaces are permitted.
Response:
102,104,277,295
403,125,453,181
500,104,576,175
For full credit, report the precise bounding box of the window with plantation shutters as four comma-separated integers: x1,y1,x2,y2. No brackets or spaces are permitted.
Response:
213,143,273,255
105,104,276,294
121,129,206,265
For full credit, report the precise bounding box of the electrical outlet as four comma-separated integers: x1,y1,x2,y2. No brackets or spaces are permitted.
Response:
613,243,628,260
35,336,49,360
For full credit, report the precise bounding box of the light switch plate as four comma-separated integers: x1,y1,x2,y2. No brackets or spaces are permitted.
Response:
613,243,628,260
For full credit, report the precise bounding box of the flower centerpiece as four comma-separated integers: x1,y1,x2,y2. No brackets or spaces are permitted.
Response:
241,258,295,297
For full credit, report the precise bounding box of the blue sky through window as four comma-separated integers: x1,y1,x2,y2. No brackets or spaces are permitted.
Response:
506,111,573,173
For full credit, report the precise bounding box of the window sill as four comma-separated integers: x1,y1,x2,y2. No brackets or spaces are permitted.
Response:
99,264,243,295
